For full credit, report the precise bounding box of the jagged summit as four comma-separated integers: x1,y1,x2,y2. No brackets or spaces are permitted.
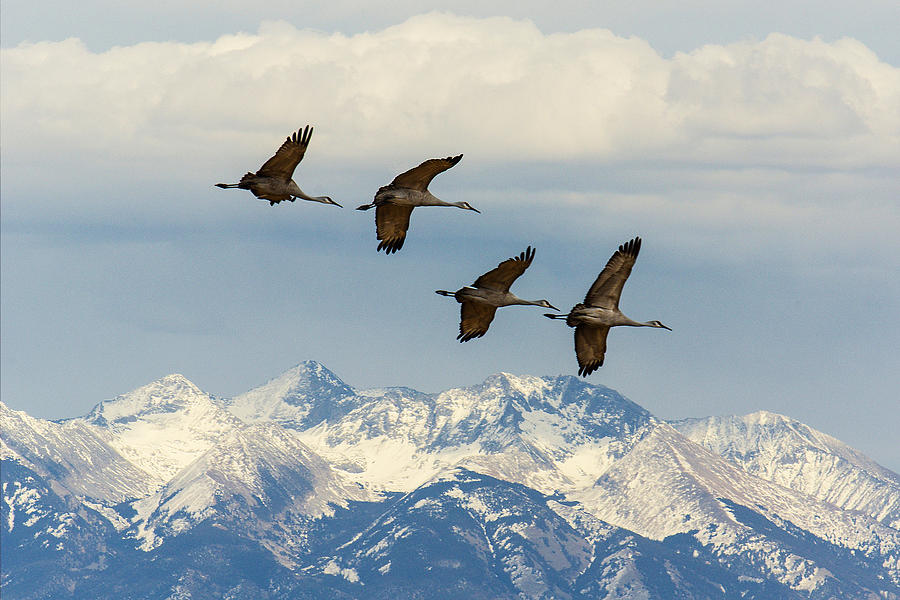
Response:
227,361,356,428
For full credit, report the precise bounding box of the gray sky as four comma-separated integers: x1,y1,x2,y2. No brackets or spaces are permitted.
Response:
2,2,899,471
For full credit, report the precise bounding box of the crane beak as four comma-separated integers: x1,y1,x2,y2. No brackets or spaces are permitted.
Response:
329,198,343,208
469,206,481,214
546,303,559,311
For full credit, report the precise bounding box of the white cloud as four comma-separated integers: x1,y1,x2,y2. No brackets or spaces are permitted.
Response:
2,12,898,178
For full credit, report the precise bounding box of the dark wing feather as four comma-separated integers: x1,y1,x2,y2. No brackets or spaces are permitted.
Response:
457,301,497,342
574,325,610,376
390,155,462,191
256,126,313,180
583,237,641,309
472,246,535,293
375,204,414,254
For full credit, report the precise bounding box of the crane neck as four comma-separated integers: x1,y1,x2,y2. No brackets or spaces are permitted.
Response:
621,317,668,329
520,298,547,307
419,192,450,206
509,295,556,310
614,314,647,327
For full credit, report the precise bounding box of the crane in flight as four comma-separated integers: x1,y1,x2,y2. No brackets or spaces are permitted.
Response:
545,237,670,376
216,125,341,207
357,155,478,253
437,246,557,342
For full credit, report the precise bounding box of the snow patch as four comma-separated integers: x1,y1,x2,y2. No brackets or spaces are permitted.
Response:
323,560,361,583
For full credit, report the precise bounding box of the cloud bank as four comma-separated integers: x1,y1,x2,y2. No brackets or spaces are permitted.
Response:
3,12,898,177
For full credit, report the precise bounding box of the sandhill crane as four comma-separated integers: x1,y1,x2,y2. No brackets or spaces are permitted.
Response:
215,126,341,207
356,155,479,253
544,237,670,376
436,246,558,342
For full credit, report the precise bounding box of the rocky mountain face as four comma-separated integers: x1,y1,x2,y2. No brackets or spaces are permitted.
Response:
2,361,898,599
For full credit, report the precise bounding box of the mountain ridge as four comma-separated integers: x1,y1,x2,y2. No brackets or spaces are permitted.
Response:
3,362,898,599
671,411,900,529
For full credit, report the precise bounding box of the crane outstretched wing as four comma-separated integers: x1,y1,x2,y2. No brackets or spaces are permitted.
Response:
583,237,641,309
574,325,610,377
458,301,498,342
472,246,535,293
374,204,414,254
256,126,313,180
390,155,463,191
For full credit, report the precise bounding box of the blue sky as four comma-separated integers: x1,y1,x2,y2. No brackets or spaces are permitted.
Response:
2,1,899,470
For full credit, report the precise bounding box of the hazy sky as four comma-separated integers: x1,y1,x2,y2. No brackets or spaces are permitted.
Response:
2,2,899,470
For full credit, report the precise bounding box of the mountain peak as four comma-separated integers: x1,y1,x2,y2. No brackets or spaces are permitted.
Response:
481,371,552,396
72,375,243,483
286,361,352,390
82,373,211,427
157,373,193,385
226,361,356,427
295,359,334,375
744,409,791,425
133,373,201,394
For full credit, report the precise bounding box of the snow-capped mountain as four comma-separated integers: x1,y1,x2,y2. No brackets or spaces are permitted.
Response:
75,374,245,483
672,411,900,529
3,361,899,599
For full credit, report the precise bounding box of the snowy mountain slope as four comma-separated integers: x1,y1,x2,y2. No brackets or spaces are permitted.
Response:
2,465,336,600
574,422,900,595
1,460,125,599
74,374,245,482
314,467,593,599
672,411,900,529
129,422,371,564
318,468,801,599
1,401,155,504
548,500,803,599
